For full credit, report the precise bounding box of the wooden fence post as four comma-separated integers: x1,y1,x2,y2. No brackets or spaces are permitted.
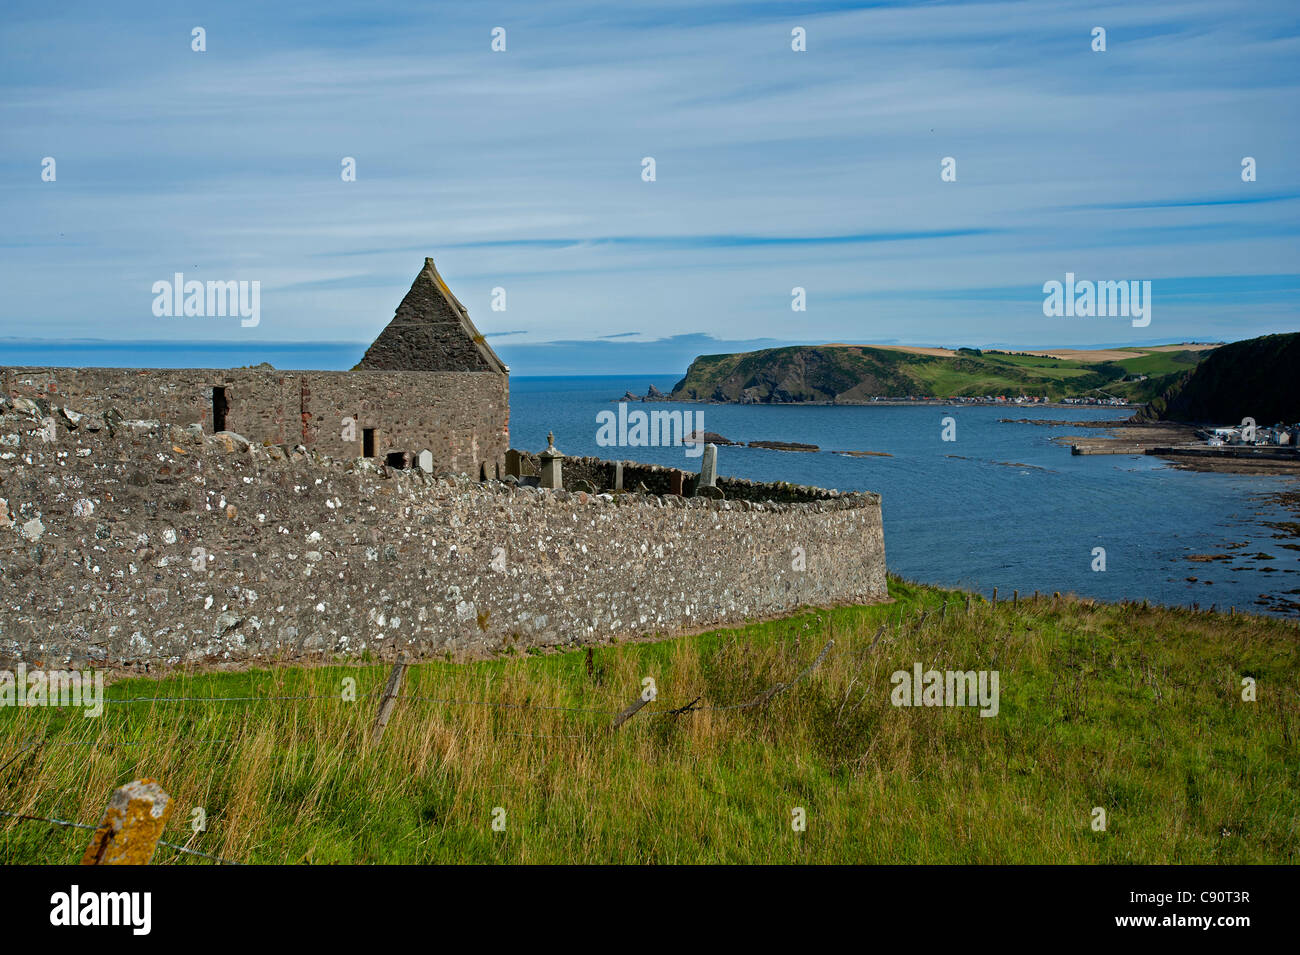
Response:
1012,590,1019,609
81,779,173,865
370,655,408,744
965,594,972,615
992,587,998,608
611,690,652,730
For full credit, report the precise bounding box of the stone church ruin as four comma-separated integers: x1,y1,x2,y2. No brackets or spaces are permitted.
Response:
0,257,887,669
1,257,509,482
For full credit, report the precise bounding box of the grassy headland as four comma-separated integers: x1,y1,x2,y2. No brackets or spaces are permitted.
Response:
670,344,1213,404
2,578,1295,864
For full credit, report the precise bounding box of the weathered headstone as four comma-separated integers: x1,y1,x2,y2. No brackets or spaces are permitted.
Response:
504,449,523,478
668,470,684,496
418,449,433,473
539,432,564,490
699,443,718,488
613,461,624,492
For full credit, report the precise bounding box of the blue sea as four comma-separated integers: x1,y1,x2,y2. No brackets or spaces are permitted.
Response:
512,376,1300,617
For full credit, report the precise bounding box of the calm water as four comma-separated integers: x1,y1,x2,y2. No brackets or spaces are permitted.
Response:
512,376,1300,616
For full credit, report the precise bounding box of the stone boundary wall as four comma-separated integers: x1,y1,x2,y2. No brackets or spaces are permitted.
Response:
0,394,886,669
1,367,508,480
512,450,846,502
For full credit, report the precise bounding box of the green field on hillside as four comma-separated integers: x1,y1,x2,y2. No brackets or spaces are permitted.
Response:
3,579,1295,864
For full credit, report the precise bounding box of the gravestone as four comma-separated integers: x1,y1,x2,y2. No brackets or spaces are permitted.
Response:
504,449,523,478
668,470,684,496
613,460,624,492
418,449,434,473
698,443,717,488
539,432,564,490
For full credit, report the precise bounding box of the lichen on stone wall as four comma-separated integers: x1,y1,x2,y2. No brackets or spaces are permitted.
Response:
0,392,886,670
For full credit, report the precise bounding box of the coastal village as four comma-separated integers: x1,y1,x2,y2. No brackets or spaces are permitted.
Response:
1202,421,1300,447
922,394,1130,407
1066,417,1300,468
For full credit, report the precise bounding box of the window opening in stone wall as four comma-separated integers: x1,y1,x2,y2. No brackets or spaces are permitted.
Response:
363,428,375,457
212,386,228,433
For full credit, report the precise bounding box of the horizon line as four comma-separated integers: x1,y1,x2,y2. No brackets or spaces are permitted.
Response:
0,336,1230,350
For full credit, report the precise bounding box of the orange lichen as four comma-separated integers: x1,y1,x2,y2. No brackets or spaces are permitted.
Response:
80,778,173,865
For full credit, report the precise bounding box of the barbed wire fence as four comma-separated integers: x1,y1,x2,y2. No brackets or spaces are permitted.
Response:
0,809,243,864
1,591,1286,863
0,622,848,865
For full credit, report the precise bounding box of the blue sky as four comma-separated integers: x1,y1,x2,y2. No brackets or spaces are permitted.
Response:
2,0,1297,374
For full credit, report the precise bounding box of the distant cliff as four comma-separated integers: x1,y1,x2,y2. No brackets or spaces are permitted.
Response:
672,346,916,403
669,344,1207,404
1133,332,1300,424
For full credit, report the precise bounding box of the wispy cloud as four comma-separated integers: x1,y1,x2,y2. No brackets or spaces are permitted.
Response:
1,0,1296,374
1062,191,1300,211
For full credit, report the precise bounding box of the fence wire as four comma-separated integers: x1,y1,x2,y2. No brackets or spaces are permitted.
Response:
0,809,242,865
2,638,840,746
1,640,841,864
100,694,362,704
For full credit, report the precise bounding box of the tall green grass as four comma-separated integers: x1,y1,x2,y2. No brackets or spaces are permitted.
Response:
2,579,1296,864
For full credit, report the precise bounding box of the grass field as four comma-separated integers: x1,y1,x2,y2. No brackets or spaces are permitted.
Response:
2,578,1296,864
